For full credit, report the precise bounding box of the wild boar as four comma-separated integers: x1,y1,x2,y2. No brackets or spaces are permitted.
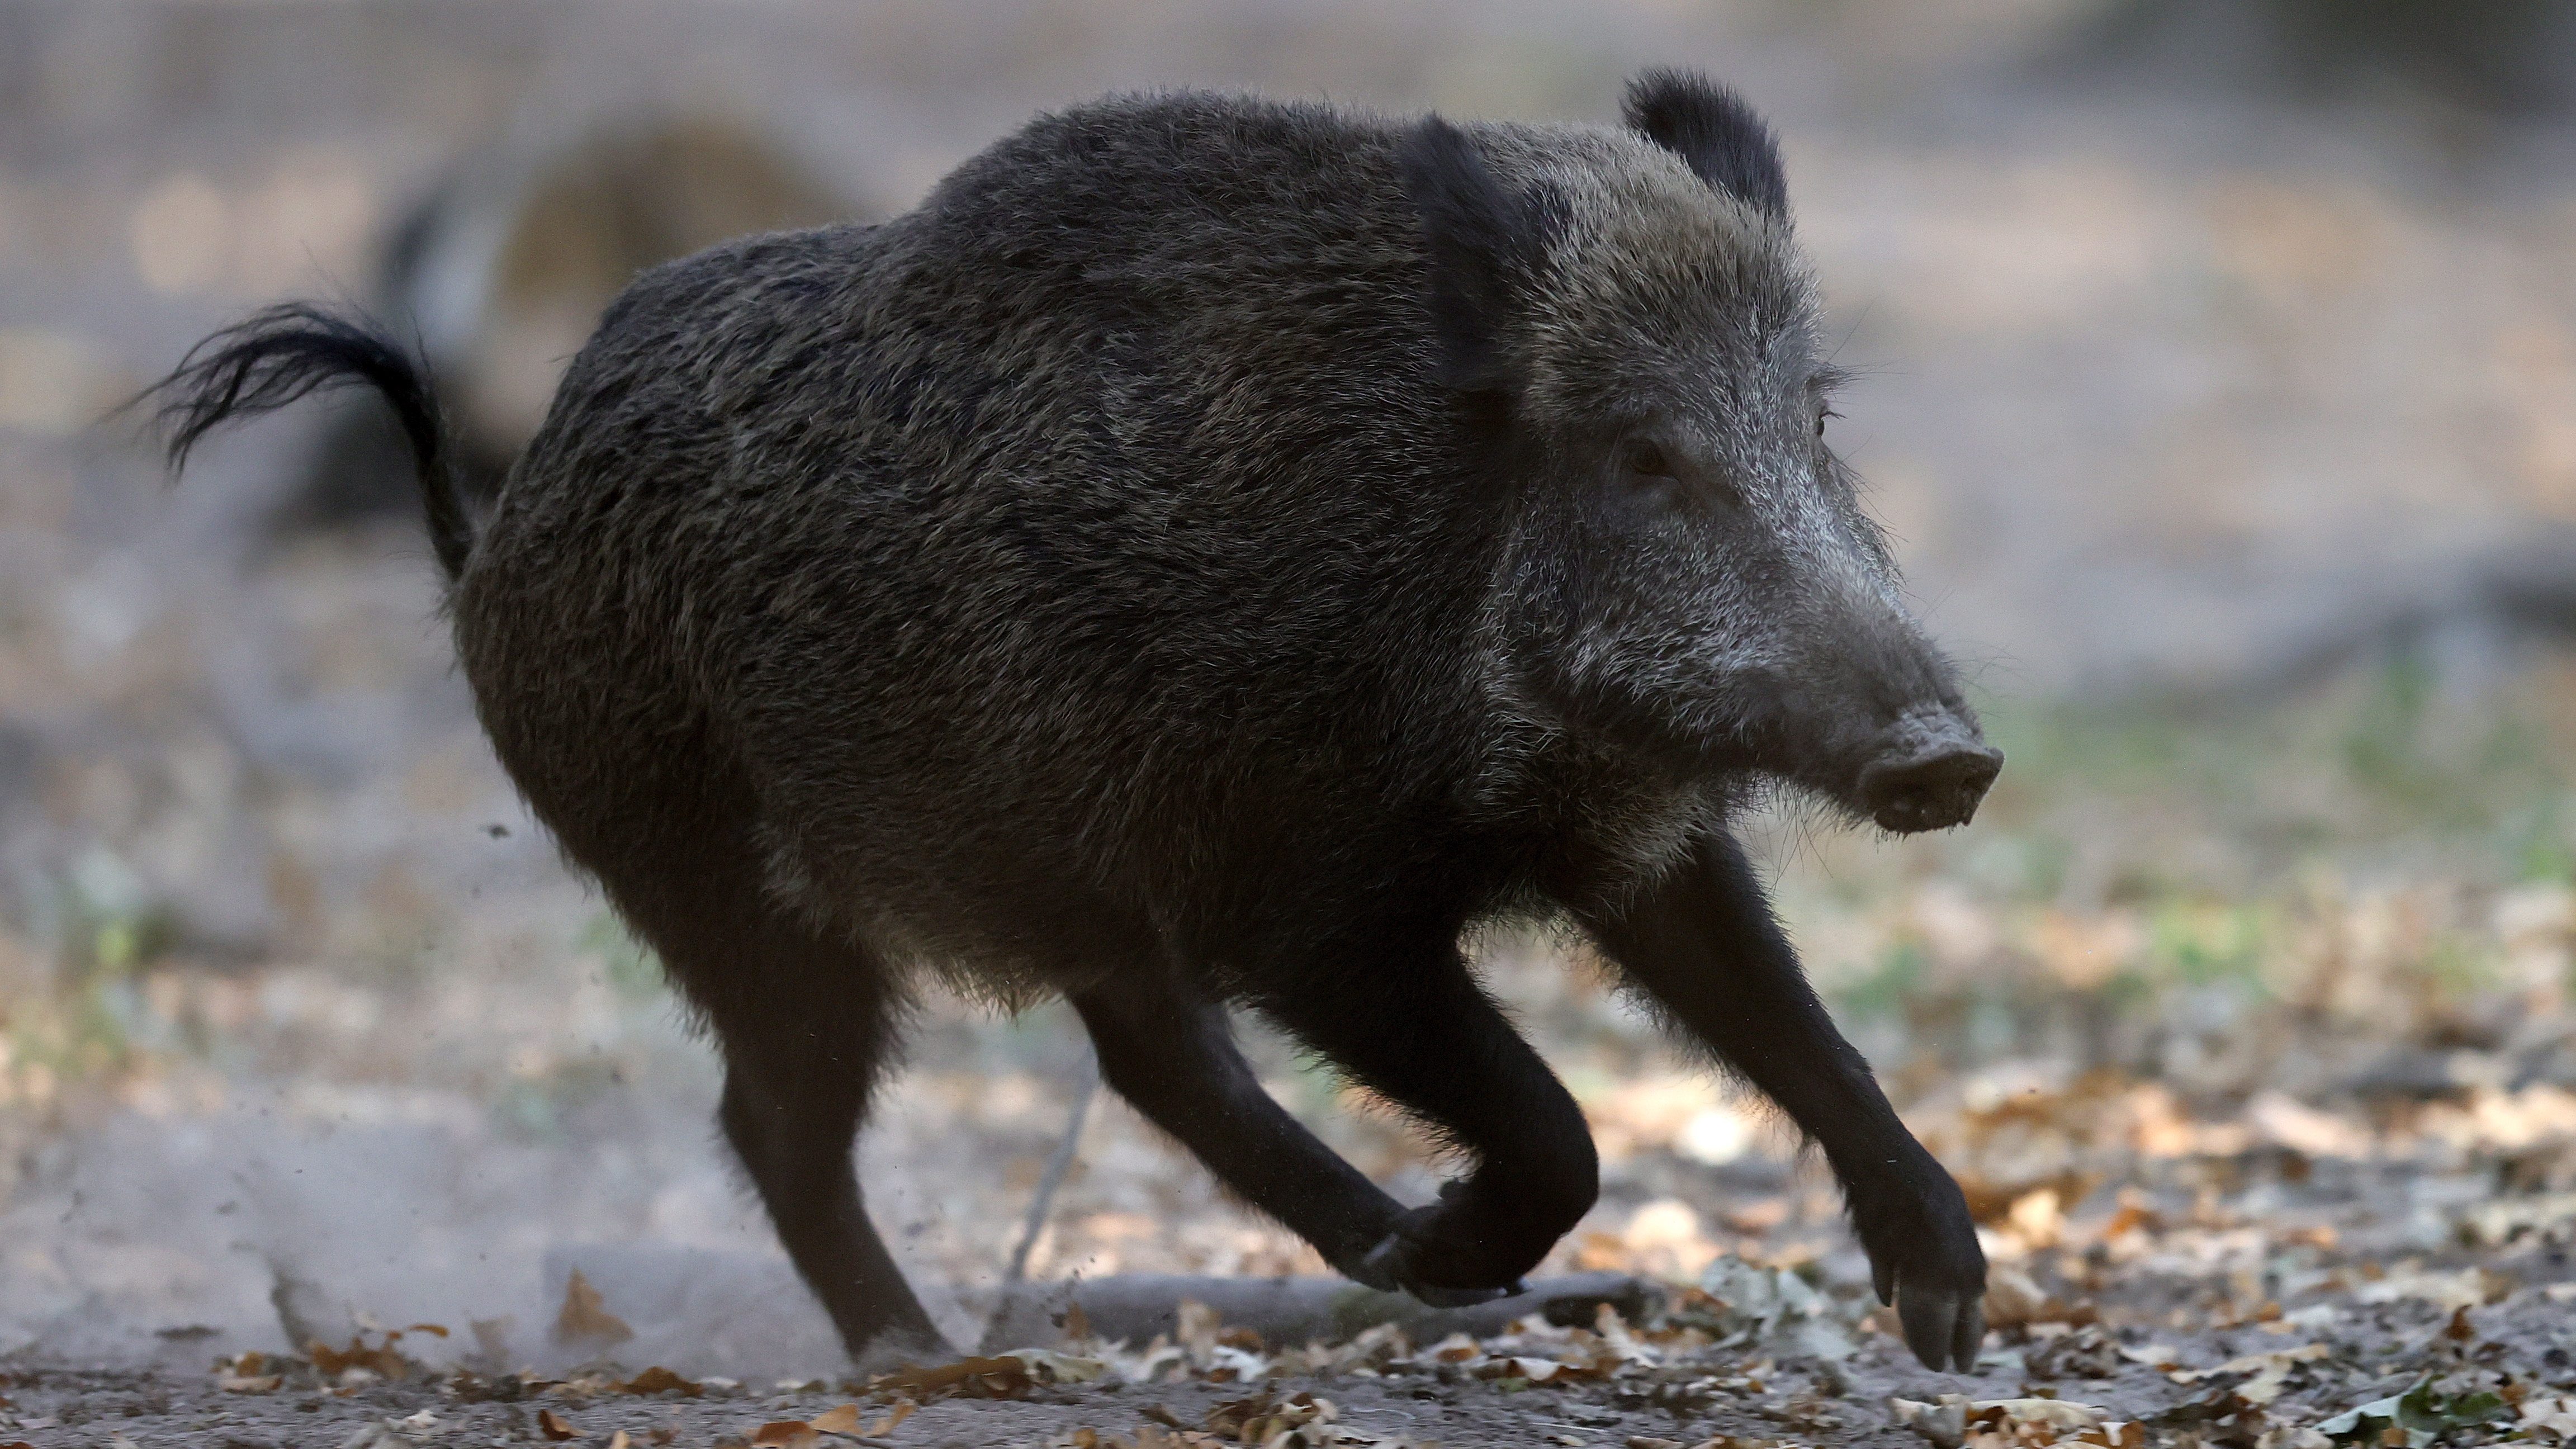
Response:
148,71,2001,1371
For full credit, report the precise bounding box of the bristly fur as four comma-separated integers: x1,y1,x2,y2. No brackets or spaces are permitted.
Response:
1620,68,1790,221
150,77,1996,1373
138,303,474,581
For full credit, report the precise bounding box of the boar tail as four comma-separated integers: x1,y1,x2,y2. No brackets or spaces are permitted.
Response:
140,302,475,583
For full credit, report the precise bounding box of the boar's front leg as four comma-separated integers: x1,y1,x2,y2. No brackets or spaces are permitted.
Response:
1581,832,1987,1372
1251,938,1600,1305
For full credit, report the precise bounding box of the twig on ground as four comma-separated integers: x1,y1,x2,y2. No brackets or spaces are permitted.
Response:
979,1050,1099,1351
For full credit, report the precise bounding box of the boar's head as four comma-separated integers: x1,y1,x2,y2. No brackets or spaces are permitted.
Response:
1403,70,1999,834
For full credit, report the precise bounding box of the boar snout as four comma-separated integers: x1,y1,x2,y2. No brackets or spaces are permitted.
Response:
1855,710,2001,834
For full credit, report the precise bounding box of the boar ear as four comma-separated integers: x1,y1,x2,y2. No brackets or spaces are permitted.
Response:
1622,69,1788,221
1398,116,1555,395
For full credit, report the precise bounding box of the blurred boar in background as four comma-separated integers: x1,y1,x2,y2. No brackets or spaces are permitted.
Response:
146,73,2000,1372
292,113,849,526
2079,0,2576,122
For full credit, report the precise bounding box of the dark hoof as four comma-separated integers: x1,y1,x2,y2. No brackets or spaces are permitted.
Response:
1895,1284,1985,1372
1357,1231,1523,1308
1860,1158,1989,1372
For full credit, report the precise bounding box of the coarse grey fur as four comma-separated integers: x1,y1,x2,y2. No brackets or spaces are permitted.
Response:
147,72,2002,1374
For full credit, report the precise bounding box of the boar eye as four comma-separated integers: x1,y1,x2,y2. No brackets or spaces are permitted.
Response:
1623,439,1675,479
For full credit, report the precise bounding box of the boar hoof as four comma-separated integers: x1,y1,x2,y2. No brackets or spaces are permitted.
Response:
1357,1231,1524,1306
1354,1201,1531,1309
1894,1284,1986,1373
1861,1165,1987,1371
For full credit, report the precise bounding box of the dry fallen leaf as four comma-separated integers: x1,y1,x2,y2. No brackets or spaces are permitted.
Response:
1483,1355,1595,1384
538,1408,583,1442
2520,1396,2576,1442
2168,1343,2330,1405
868,1354,1036,1400
1204,1390,1273,1437
1982,1266,2052,1328
606,1433,630,1449
749,1421,819,1448
619,1366,703,1397
553,1268,634,1347
1975,1397,2105,1430
998,1348,1110,1385
216,1374,282,1394
309,1331,419,1381
2101,1201,2160,1239
807,1405,863,1435
1891,1395,1968,1448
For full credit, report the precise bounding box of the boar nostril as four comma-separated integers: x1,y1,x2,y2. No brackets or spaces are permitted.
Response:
1858,740,2002,834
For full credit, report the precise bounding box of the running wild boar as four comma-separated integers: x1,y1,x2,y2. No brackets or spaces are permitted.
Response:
149,72,2001,1371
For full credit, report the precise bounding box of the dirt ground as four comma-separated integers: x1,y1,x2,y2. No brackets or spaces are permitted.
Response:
7,2,2576,1445
2,1139,2573,1448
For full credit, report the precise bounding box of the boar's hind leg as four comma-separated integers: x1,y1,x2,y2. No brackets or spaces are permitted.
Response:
1072,965,1409,1286
635,886,946,1368
1251,942,1599,1305
1580,832,1987,1372
710,974,946,1369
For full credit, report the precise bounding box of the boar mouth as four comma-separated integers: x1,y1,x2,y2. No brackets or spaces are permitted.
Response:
1848,709,2002,834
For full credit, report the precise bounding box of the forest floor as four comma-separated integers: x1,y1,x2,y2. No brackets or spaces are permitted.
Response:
2,993,2573,1449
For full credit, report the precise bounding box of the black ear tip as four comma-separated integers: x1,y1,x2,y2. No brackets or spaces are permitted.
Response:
1622,67,1689,123
1621,68,1789,220
1622,68,1759,128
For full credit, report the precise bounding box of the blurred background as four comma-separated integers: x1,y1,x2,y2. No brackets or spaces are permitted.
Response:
4,0,2576,1377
